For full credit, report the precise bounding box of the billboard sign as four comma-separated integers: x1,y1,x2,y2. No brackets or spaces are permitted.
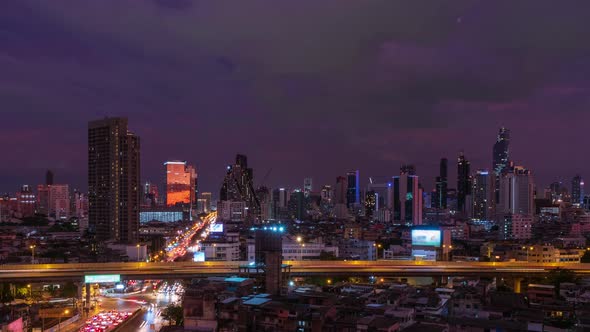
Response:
84,274,121,284
209,223,224,233
411,229,441,247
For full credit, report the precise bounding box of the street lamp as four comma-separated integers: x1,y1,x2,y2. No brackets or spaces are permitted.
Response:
27,284,31,299
29,245,36,264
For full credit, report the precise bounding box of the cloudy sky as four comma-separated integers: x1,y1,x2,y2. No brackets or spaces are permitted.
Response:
1,0,589,195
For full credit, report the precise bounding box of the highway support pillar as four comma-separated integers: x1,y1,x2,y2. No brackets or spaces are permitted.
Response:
85,283,90,310
513,277,523,293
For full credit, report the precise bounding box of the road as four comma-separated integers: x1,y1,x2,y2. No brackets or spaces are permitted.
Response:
2,260,590,282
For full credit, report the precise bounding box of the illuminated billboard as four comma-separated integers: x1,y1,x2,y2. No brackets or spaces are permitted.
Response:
411,229,441,247
209,223,224,233
193,251,205,262
84,274,121,284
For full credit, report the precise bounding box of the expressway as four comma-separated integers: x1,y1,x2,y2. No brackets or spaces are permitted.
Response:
1,261,590,282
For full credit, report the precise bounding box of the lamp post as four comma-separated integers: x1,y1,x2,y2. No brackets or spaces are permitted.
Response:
136,244,140,262
27,284,31,299
29,245,36,264
58,309,69,332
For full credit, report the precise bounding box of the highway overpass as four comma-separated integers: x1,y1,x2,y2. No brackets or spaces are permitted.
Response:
1,261,590,282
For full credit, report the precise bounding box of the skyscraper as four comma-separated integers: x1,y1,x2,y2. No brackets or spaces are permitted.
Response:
200,192,212,212
572,175,583,205
164,161,196,207
45,170,54,186
492,127,510,204
365,190,376,219
400,164,416,175
220,154,257,207
457,152,471,212
434,158,448,209
472,169,492,220
346,170,360,208
496,165,534,216
303,178,313,198
49,184,70,220
88,117,140,244
392,172,422,225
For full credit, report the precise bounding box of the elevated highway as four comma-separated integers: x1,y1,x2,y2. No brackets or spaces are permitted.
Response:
1,261,589,282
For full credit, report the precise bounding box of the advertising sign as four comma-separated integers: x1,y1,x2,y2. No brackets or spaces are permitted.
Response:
411,229,441,247
84,274,121,284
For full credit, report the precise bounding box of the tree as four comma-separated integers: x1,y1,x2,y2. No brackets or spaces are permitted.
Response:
581,251,590,263
546,268,576,296
62,282,78,308
162,304,183,326
0,283,14,304
319,251,338,261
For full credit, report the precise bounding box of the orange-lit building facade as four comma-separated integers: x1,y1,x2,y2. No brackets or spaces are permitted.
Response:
165,161,197,207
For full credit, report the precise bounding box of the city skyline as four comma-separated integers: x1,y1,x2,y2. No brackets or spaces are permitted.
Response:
0,120,586,197
1,1,589,194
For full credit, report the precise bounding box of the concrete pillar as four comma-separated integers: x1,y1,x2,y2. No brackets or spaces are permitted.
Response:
513,277,523,294
85,283,91,308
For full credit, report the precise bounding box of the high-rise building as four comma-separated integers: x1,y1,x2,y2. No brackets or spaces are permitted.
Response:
46,170,54,186
49,184,70,219
457,152,471,213
73,190,89,219
365,190,376,219
36,184,50,215
496,165,534,217
392,173,422,225
346,170,360,208
320,185,333,203
434,158,448,209
335,176,348,205
572,175,583,205
367,177,393,211
219,154,258,212
303,178,313,198
288,190,306,220
164,161,197,207
492,127,510,204
400,164,416,175
200,192,212,213
16,185,36,218
472,169,492,220
88,117,140,244
143,182,160,207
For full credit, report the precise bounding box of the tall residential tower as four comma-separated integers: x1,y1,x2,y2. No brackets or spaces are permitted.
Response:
88,117,140,244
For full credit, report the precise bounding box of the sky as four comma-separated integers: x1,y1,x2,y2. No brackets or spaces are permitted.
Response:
1,0,590,196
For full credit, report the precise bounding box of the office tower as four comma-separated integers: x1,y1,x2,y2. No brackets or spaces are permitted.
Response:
200,192,212,212
73,191,89,219
288,190,306,220
46,170,54,186
143,182,159,207
492,127,510,204
320,185,333,203
303,178,313,198
549,181,562,203
400,164,416,175
392,172,422,225
335,176,348,205
346,170,360,208
16,185,36,218
36,184,50,215
49,184,70,219
496,165,534,216
88,117,140,244
164,161,196,207
457,152,471,212
365,190,376,219
572,175,583,205
367,176,393,210
434,158,448,209
219,154,257,210
472,169,492,220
